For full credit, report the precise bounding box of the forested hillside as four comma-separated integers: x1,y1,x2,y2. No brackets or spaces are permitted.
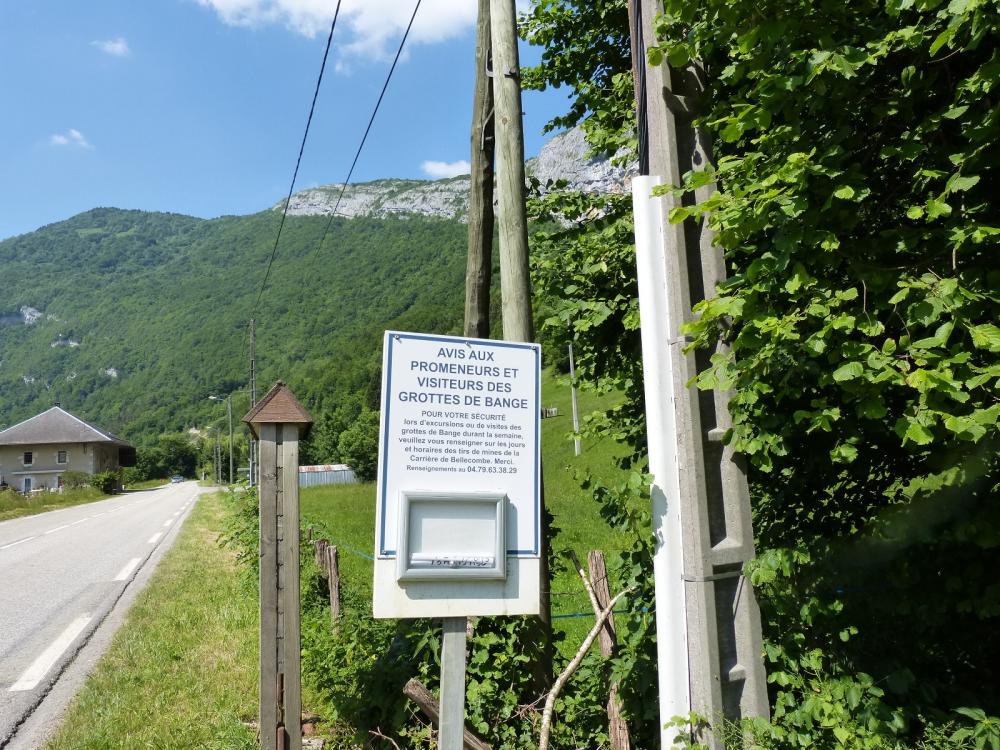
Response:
0,206,469,441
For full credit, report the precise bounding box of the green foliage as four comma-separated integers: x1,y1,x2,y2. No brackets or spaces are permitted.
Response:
60,470,90,489
90,470,120,494
134,433,200,480
300,395,364,466
951,708,1000,750
0,207,467,445
300,577,417,737
336,409,381,481
525,0,1000,746
521,0,635,155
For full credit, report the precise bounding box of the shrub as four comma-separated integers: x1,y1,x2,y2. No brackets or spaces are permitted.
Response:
61,471,90,490
90,471,120,495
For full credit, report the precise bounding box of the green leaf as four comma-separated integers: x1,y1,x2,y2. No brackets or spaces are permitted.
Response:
906,205,924,219
926,198,953,219
833,185,856,200
942,105,969,119
955,707,987,722
667,44,690,68
830,443,858,463
968,324,1000,352
944,415,987,441
929,27,954,55
904,421,935,445
833,362,864,382
948,174,980,192
667,206,691,224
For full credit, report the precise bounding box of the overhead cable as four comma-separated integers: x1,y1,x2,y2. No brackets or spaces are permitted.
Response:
253,0,344,316
315,0,423,253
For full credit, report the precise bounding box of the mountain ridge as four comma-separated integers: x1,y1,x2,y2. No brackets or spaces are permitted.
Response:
276,127,635,221
0,127,630,443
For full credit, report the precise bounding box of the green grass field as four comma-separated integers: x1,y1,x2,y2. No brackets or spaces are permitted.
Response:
300,369,634,646
44,492,258,750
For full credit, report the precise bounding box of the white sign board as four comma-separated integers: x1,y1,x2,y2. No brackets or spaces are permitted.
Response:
373,331,541,618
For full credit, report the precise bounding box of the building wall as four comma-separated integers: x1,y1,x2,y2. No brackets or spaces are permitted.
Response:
298,468,358,488
0,442,112,491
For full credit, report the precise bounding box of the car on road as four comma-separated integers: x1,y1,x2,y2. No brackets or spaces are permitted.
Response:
170,475,184,483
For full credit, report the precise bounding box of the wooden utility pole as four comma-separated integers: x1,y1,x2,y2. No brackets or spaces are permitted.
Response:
464,0,495,339
244,382,313,750
249,318,258,487
588,551,630,750
490,0,533,344
489,0,553,697
631,1,769,746
445,6,498,741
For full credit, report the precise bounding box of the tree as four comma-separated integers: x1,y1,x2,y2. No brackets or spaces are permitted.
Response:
524,0,1000,742
299,396,364,466
337,409,380,482
136,434,198,481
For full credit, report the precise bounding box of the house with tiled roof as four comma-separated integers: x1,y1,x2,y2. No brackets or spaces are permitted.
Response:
0,407,135,493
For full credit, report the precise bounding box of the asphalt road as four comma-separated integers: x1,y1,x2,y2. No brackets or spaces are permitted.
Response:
0,481,203,747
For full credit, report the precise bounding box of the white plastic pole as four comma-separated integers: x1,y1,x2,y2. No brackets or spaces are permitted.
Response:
568,342,582,456
632,175,690,746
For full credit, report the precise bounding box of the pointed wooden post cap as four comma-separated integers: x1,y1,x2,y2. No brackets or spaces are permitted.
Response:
242,381,314,438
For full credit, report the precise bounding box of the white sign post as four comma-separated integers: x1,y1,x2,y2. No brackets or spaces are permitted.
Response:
374,330,541,749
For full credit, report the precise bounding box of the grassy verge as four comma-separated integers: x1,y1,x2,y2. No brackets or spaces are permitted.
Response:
44,492,258,750
124,478,170,491
0,487,109,522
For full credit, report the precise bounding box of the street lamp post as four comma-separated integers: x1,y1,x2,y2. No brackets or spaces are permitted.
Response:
209,394,234,484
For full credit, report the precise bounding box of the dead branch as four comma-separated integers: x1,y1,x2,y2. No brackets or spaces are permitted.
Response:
537,587,633,750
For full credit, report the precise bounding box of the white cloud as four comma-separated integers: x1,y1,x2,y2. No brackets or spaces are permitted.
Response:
421,159,470,178
92,37,130,56
50,129,93,149
195,0,476,60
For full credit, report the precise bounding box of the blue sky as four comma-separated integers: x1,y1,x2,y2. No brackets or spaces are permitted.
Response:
0,0,570,240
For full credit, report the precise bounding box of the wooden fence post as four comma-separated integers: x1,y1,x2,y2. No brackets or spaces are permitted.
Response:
314,538,328,570
243,382,313,750
326,545,341,623
588,551,631,750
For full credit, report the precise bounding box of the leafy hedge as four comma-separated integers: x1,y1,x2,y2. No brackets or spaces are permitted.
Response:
524,0,999,746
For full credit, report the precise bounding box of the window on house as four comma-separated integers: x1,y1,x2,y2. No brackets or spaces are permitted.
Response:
23,452,33,466
57,450,68,464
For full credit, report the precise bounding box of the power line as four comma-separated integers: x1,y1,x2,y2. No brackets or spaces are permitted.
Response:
315,0,423,254
253,0,344,317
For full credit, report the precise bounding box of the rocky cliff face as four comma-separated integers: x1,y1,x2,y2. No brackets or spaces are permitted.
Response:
278,128,636,221
526,127,634,194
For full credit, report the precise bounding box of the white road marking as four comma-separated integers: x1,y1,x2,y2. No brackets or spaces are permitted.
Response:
68,519,87,527
0,536,36,550
10,614,94,692
113,557,142,581
147,532,162,544
91,513,105,518
43,524,70,535
162,519,172,528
